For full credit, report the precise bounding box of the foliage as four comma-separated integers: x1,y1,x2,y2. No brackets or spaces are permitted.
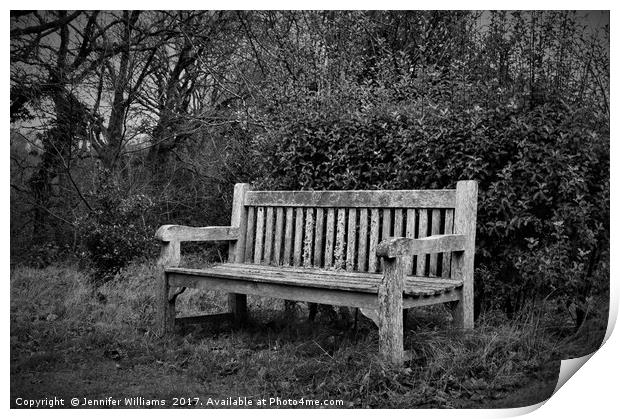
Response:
259,89,609,321
10,11,609,319
76,171,159,283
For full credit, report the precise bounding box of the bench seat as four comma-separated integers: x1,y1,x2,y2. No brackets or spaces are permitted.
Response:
165,263,463,297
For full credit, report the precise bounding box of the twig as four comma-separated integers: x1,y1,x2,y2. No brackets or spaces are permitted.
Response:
312,340,333,359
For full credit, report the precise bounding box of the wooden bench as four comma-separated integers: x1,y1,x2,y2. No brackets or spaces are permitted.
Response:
155,181,478,364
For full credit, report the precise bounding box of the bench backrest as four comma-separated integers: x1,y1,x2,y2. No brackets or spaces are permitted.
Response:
228,181,477,278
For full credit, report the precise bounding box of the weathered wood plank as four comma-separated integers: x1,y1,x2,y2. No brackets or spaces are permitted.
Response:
244,207,255,263
168,272,380,309
273,207,284,265
237,274,456,296
313,208,324,267
416,209,428,275
227,183,250,263
160,272,176,335
324,208,335,267
264,207,274,263
283,207,294,265
334,208,346,269
442,209,454,278
368,209,380,272
293,207,304,266
380,209,392,272
245,189,456,208
253,207,265,263
357,208,368,271
402,289,461,309
376,234,466,258
382,208,392,241
378,256,404,364
303,208,314,267
158,240,180,335
167,265,461,296
404,209,416,275
168,269,377,292
215,263,463,288
452,180,478,329
218,263,462,283
346,208,357,271
393,209,403,237
429,209,442,276
156,225,239,242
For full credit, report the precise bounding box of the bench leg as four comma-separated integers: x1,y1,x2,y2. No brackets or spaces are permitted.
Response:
158,240,180,336
378,256,405,365
452,291,474,329
228,293,247,326
161,272,176,335
452,180,476,329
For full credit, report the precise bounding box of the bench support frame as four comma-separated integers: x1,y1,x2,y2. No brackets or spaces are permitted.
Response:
451,180,477,329
158,240,180,336
227,183,250,326
378,256,405,364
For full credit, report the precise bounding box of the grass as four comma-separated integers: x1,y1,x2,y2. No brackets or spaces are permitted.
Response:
10,258,607,409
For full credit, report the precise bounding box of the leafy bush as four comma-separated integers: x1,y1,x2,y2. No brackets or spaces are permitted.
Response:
77,172,159,283
258,93,609,323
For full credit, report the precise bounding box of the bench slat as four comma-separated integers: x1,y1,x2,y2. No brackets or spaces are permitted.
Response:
244,207,255,263
254,207,265,263
293,207,304,266
245,190,456,208
313,208,324,267
443,209,454,278
274,207,284,265
368,209,380,273
381,209,392,272
335,209,346,269
170,267,376,293
416,209,428,275
429,209,442,276
346,208,357,271
218,263,463,289
283,207,294,265
324,208,335,266
357,208,368,271
167,264,462,296
264,207,274,263
382,208,392,241
303,208,314,267
394,209,403,237
404,209,416,275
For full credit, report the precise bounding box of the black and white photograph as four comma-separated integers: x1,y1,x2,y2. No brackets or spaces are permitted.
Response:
9,8,610,410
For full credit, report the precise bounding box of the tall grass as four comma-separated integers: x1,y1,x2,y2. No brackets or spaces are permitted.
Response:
11,260,606,408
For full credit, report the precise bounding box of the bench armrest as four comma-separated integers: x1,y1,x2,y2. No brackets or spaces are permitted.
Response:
376,234,466,258
155,225,239,242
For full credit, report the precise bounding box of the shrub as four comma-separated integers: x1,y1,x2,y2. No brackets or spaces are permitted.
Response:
77,171,159,283
258,94,609,324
